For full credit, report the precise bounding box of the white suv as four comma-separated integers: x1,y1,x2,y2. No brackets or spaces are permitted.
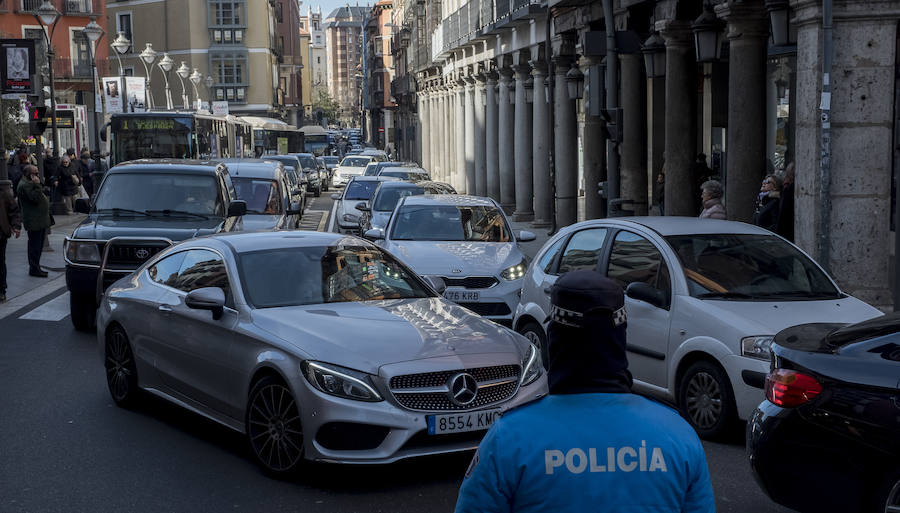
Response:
513,217,882,438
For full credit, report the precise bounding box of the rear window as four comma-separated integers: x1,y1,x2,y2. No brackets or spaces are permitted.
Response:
232,178,282,214
373,186,425,212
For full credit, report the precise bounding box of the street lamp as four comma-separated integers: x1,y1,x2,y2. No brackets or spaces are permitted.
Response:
566,64,584,100
189,68,202,110
32,0,61,157
157,53,174,110
82,17,106,184
205,75,215,105
176,61,190,109
692,3,725,63
641,32,667,78
766,0,792,47
110,32,131,111
138,43,158,109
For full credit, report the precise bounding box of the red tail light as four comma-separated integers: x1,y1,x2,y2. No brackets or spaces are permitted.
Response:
765,369,822,408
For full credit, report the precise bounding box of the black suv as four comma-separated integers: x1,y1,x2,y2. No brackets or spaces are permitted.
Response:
64,159,247,331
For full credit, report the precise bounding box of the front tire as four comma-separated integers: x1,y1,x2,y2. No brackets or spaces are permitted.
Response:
246,376,305,476
70,292,97,332
873,468,900,513
518,321,549,370
105,326,139,407
678,359,737,440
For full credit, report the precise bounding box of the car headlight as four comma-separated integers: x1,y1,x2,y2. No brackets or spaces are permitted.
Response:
741,336,774,361
500,258,528,281
342,213,359,223
301,361,382,402
66,240,101,264
520,343,543,386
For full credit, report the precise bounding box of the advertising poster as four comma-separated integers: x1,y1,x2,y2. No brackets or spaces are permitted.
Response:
125,76,146,112
277,137,288,155
1,39,36,94
103,77,123,113
212,101,229,116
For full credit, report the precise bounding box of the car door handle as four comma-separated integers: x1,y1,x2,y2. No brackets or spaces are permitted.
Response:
158,305,173,313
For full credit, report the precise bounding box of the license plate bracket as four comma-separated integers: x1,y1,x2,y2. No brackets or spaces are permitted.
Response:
443,290,480,302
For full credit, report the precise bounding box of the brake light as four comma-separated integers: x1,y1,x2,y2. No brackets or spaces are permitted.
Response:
765,369,822,408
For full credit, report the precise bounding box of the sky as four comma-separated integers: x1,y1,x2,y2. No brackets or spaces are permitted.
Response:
302,0,373,19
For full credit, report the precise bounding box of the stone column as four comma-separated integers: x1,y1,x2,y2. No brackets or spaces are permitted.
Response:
717,1,769,222
436,91,446,180
485,73,500,201
431,92,440,175
580,57,605,220
513,63,534,221
619,52,648,215
658,20,697,217
421,90,431,177
531,61,552,226
498,68,516,212
464,78,476,194
443,88,452,183
456,83,468,194
554,55,578,227
474,74,488,196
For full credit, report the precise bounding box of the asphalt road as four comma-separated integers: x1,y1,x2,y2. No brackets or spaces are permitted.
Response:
0,192,795,513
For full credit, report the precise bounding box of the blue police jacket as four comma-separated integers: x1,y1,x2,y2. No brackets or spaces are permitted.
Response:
454,393,716,513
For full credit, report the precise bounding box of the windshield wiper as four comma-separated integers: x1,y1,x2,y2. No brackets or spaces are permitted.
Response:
95,208,151,217
751,291,842,299
145,209,209,220
696,291,755,300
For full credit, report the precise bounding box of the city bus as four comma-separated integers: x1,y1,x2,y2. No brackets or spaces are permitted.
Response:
108,111,232,165
299,125,329,155
226,115,253,158
239,116,303,157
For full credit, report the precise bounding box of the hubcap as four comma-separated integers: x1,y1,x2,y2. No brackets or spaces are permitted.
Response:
524,331,541,347
105,331,133,401
685,371,722,430
886,478,900,513
248,384,303,472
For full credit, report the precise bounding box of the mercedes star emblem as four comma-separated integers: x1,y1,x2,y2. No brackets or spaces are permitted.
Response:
135,248,151,260
448,373,478,406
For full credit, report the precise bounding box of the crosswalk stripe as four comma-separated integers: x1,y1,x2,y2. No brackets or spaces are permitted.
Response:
19,292,71,322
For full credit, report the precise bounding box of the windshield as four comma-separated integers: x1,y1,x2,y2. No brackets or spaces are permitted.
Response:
373,186,424,212
298,156,317,169
111,116,193,164
391,205,511,242
323,157,339,165
238,245,432,308
232,178,282,214
665,234,841,299
363,163,379,176
342,157,372,167
380,170,427,181
94,173,223,216
344,180,380,200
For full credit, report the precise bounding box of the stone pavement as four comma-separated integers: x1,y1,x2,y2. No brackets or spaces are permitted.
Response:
0,214,86,318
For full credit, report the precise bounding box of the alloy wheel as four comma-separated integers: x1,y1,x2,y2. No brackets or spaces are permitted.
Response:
685,371,723,430
247,381,304,473
886,478,900,513
105,328,136,405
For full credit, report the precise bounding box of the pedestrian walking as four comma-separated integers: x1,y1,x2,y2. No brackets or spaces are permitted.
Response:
699,180,726,220
16,165,51,277
753,174,782,232
56,155,80,214
654,172,665,216
776,163,794,242
0,185,23,302
454,270,715,513
78,150,95,196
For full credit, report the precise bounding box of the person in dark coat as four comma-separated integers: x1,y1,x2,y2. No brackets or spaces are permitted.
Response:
776,163,794,242
691,154,714,214
16,165,51,277
0,185,23,301
753,174,782,232
654,172,665,216
78,150,95,195
56,156,80,214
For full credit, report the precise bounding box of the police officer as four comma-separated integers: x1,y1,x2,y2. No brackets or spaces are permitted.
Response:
454,270,715,513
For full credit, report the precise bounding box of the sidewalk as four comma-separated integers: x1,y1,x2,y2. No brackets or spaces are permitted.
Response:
1,214,86,317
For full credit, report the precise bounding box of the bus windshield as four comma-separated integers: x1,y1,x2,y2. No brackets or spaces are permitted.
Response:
110,116,193,165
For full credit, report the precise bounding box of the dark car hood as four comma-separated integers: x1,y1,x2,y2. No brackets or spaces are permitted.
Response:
71,214,228,241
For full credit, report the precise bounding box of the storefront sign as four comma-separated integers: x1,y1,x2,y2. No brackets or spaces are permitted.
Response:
0,39,36,95
212,101,229,116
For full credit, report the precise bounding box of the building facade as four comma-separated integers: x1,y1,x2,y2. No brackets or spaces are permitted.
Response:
364,0,397,151
104,0,286,118
0,0,109,153
298,25,311,122
303,5,328,100
325,5,368,126
275,0,305,126
413,0,900,310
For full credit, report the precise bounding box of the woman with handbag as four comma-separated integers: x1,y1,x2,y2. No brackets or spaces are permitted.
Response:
57,156,80,214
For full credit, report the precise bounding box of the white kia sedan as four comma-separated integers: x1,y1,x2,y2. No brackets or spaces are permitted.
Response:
366,195,535,326
334,155,376,186
513,217,882,439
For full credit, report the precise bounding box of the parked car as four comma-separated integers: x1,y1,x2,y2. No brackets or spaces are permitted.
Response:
222,159,303,230
747,314,899,513
97,231,548,475
367,195,535,326
331,175,400,234
64,159,247,332
334,155,376,186
512,217,883,438
377,167,431,182
358,181,426,235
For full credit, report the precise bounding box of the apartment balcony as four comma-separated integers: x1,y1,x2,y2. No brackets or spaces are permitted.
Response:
63,0,92,14
52,57,108,80
15,0,93,14
432,0,544,59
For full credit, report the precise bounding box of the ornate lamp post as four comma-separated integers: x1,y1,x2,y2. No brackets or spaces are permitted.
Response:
205,75,215,106
110,32,132,111
81,17,105,183
766,0,792,47
138,43,158,109
641,32,667,78
566,64,584,100
692,3,726,63
32,0,62,156
189,68,202,110
176,62,190,109
157,53,174,110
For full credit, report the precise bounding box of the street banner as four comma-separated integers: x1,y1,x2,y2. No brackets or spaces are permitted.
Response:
125,76,146,112
0,39,36,95
212,101,229,115
103,77,123,113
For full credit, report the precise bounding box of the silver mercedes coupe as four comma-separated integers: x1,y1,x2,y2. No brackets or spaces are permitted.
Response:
97,231,547,475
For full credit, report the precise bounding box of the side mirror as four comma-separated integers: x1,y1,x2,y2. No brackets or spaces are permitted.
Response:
331,193,341,200
293,188,303,196
287,201,302,215
364,228,384,240
227,200,247,217
355,201,370,212
424,275,447,295
185,287,226,320
518,230,537,242
74,198,91,214
625,282,666,309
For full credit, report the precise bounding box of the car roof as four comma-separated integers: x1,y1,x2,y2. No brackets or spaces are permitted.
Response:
400,194,496,207
219,159,282,179
348,175,401,182
197,231,369,253
375,181,424,191
574,216,775,237
110,159,223,174
289,153,315,157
